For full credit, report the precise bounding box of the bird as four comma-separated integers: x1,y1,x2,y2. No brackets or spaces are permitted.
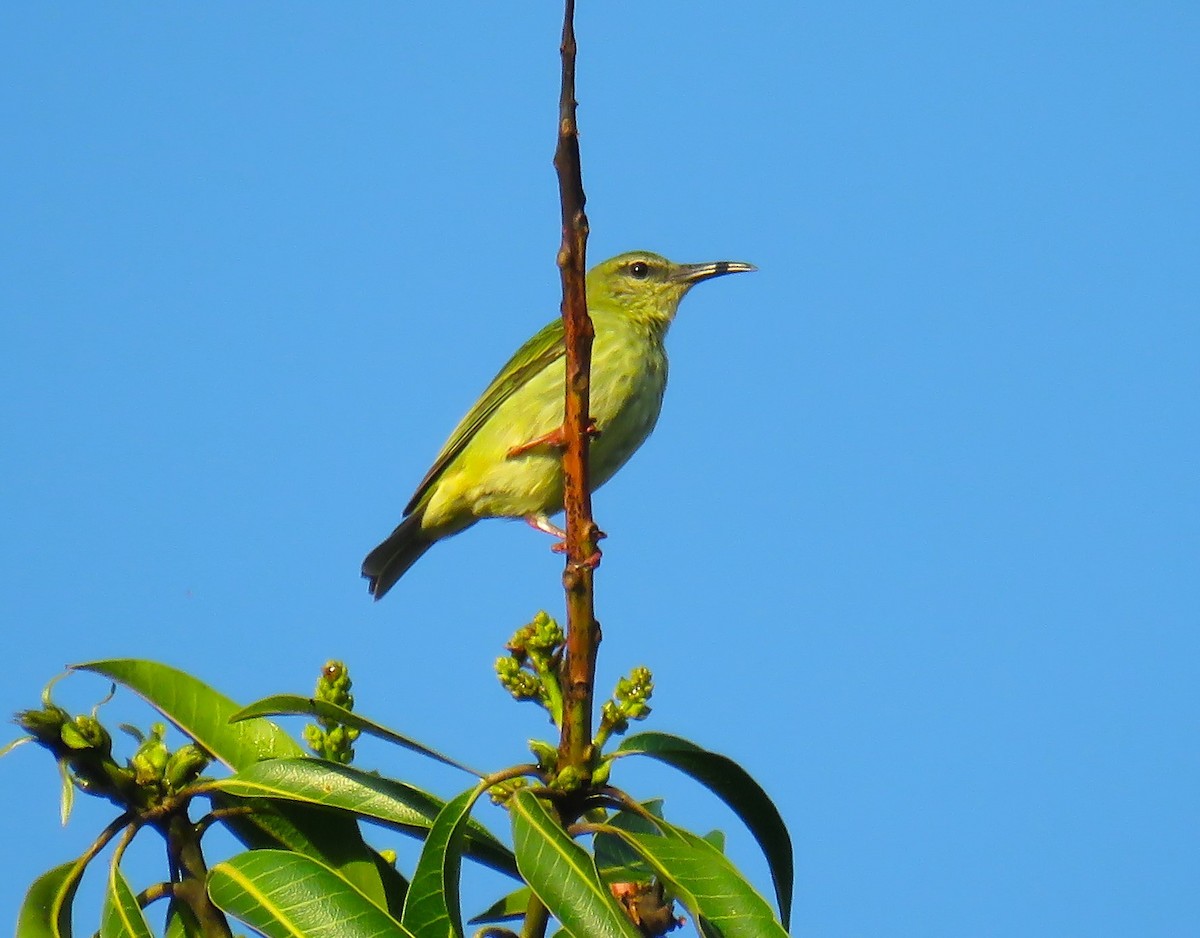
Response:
362,250,755,599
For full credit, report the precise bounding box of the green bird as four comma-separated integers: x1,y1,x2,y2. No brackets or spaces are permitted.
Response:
362,250,755,598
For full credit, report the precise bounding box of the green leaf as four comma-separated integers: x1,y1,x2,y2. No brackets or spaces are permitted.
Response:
401,785,485,937
208,849,416,938
617,731,793,927
17,859,85,938
593,800,667,876
369,850,411,921
605,826,788,938
468,886,532,925
57,757,75,825
509,790,640,938
100,864,154,938
72,659,391,909
72,659,301,768
208,758,518,877
164,899,202,938
232,694,480,776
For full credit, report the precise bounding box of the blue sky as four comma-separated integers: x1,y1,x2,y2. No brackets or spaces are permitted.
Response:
2,3,1197,935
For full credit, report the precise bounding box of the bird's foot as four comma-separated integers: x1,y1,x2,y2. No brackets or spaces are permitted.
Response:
551,540,603,569
526,514,606,573
525,514,567,539
506,420,599,459
528,514,605,567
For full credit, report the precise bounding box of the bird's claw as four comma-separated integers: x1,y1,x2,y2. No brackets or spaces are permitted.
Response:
532,513,603,567
552,541,602,569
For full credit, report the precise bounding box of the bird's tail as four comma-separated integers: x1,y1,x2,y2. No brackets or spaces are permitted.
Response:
362,508,435,600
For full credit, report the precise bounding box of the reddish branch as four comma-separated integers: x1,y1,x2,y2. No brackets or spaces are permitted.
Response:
553,0,601,775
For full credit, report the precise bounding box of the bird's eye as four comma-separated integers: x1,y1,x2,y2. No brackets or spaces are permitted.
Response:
629,261,650,280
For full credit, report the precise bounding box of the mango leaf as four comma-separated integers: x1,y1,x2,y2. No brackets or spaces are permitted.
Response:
468,885,532,925
212,786,405,913
617,731,793,927
510,789,640,938
58,757,75,825
208,758,517,877
369,851,411,920
593,799,667,876
232,694,480,776
17,860,85,938
73,659,299,768
603,825,788,938
208,849,416,938
400,785,486,937
72,659,390,908
163,899,202,938
100,863,153,938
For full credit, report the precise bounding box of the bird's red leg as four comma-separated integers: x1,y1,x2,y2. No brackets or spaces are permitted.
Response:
507,428,566,459
507,420,599,459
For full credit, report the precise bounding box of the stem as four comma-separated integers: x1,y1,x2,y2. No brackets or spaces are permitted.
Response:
136,882,174,908
161,809,233,938
520,892,551,938
553,0,601,793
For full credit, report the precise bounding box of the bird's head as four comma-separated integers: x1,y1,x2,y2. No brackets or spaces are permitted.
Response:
586,251,756,329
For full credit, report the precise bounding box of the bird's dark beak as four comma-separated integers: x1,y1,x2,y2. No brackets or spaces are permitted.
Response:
672,260,757,284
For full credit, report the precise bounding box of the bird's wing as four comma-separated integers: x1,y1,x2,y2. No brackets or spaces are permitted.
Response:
404,317,566,515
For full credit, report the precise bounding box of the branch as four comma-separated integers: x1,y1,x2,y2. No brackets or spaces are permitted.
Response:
553,0,601,779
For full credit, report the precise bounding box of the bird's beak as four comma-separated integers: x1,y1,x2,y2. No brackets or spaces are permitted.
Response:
672,260,758,284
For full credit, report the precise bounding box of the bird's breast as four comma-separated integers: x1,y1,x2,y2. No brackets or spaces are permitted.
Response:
588,319,669,489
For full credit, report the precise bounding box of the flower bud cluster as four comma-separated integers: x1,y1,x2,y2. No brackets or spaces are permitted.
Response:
595,666,654,751
494,611,565,727
303,660,360,764
13,691,211,817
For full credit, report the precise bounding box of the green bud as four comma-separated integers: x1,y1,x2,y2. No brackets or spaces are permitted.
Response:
615,667,653,724
61,715,112,755
528,739,558,772
16,706,74,757
324,725,358,765
591,758,613,788
625,701,651,722
552,765,586,793
131,750,166,785
165,744,212,790
130,724,170,785
504,623,535,660
616,667,653,707
488,777,527,805
528,611,564,654
495,656,542,701
600,699,626,733
315,660,355,712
